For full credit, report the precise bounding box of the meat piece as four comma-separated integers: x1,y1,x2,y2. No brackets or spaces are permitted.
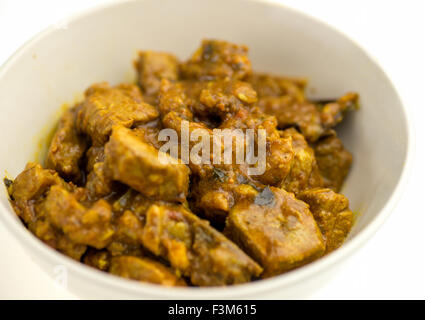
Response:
107,210,145,257
111,189,154,216
84,145,112,200
192,188,233,223
85,145,105,172
135,51,180,104
10,163,64,205
84,249,111,271
161,91,273,221
9,162,66,224
313,131,352,192
189,168,261,224
185,103,292,221
280,128,323,195
298,188,353,252
30,219,87,260
257,135,294,186
249,72,323,141
109,256,186,286
84,82,145,103
190,177,235,223
85,162,113,200
158,79,196,119
250,73,357,142
132,121,163,150
42,185,115,249
195,79,257,119
224,187,325,277
219,107,294,186
181,39,252,81
114,210,144,243
76,83,159,145
258,96,324,142
8,163,87,260
162,104,292,189
46,108,87,181
104,126,190,202
247,72,307,101
219,105,279,137
158,78,257,123
161,110,214,177
320,92,358,128
141,203,262,286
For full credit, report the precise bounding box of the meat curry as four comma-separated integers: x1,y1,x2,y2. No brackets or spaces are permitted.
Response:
4,40,357,287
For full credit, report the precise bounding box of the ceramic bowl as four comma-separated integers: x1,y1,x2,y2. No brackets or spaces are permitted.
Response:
0,0,412,298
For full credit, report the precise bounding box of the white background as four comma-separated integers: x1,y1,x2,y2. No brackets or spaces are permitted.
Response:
0,0,423,299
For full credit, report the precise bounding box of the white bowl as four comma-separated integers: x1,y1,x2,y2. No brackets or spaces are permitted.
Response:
0,0,412,299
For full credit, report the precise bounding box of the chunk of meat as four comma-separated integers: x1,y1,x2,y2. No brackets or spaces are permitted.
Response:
163,104,292,221
320,92,358,128
104,126,190,202
158,79,195,119
158,78,257,124
76,83,159,145
132,121,163,150
160,80,289,187
219,107,294,186
224,187,325,277
258,96,324,141
219,106,280,137
9,162,66,224
107,210,145,257
85,162,113,200
115,210,144,242
173,102,292,221
249,73,323,141
189,168,261,224
46,108,87,181
141,203,262,286
181,39,252,80
161,110,215,177
195,79,257,119
30,219,87,260
84,82,145,103
298,188,353,252
313,131,352,192
84,249,111,271
84,145,112,200
191,188,233,223
42,185,115,249
8,163,87,260
247,72,307,101
135,51,180,104
10,163,64,205
109,256,186,286
258,135,294,186
111,189,154,216
280,128,323,195
85,145,105,172
250,73,358,142
159,84,254,163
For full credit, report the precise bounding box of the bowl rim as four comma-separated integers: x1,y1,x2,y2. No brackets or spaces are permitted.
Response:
0,0,414,299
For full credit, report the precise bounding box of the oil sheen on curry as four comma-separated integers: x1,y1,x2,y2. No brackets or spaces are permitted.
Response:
4,40,357,287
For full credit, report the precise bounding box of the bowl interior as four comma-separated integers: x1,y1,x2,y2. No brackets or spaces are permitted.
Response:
0,0,408,297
